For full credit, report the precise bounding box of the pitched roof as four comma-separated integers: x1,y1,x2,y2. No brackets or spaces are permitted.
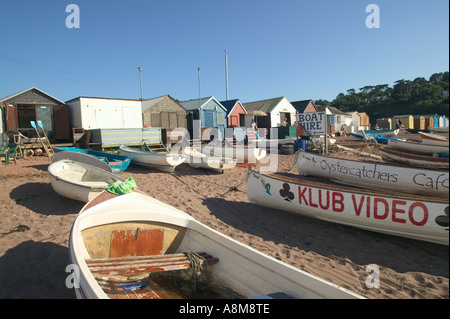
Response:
179,96,226,111
316,105,328,112
290,100,315,112
328,106,348,115
243,97,284,114
141,94,186,113
179,96,212,110
219,99,247,116
0,87,64,104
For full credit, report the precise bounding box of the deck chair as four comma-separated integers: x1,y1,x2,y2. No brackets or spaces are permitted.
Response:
359,130,378,154
360,130,378,145
0,144,9,166
6,143,19,164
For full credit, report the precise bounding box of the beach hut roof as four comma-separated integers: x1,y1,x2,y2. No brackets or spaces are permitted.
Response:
0,87,64,104
290,99,317,113
219,99,247,116
65,96,141,103
392,114,413,118
330,106,349,115
179,96,226,111
243,96,285,114
141,94,185,113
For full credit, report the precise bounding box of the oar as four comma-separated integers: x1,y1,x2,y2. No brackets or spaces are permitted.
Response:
30,121,51,158
37,121,54,153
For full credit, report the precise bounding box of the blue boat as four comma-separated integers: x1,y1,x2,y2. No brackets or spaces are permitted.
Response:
349,133,405,144
363,129,399,136
52,146,131,173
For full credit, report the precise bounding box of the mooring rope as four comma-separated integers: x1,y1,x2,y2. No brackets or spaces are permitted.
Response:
285,150,300,172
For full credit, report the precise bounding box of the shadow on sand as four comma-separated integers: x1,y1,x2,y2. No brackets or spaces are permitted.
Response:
10,182,84,216
0,240,75,298
203,197,449,278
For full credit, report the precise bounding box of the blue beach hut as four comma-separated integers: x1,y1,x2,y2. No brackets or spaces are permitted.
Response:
180,96,227,140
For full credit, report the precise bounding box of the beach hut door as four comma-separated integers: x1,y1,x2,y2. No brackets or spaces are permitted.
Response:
204,110,214,127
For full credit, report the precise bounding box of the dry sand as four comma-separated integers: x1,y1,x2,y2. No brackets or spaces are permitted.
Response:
0,135,448,299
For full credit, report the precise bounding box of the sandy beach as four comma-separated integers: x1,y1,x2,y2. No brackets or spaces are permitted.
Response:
0,136,448,299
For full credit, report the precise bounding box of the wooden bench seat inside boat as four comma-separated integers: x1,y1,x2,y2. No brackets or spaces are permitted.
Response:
86,252,219,277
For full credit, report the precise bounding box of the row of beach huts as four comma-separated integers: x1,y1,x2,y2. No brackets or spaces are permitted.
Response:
0,87,448,148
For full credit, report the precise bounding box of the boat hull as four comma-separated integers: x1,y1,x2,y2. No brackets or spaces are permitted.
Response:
184,147,236,173
247,171,449,245
69,191,364,299
48,160,125,202
119,145,186,173
419,132,449,146
296,150,449,198
204,145,267,164
379,148,449,169
386,138,449,154
364,129,399,136
53,146,131,173
349,133,404,144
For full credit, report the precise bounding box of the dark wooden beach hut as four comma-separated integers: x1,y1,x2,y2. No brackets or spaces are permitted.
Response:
141,95,188,146
413,115,425,130
141,95,187,129
0,87,70,141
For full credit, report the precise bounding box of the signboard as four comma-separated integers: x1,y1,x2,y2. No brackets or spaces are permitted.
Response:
296,112,326,136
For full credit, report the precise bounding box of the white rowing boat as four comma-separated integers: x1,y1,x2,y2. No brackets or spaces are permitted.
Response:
386,138,449,155
296,150,449,198
419,132,449,146
378,148,449,170
48,160,125,202
68,190,364,299
119,144,186,173
203,140,267,164
183,146,237,173
247,171,449,245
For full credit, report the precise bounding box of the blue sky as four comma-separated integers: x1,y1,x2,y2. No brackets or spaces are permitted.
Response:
0,0,448,104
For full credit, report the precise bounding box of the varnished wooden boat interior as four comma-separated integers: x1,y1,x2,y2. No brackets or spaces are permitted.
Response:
80,220,235,299
70,191,364,299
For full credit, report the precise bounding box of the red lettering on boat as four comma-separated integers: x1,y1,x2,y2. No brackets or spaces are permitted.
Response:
373,198,389,220
409,202,428,226
332,192,344,212
392,200,407,224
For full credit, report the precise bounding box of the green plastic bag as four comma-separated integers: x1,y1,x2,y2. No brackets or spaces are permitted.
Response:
106,177,137,195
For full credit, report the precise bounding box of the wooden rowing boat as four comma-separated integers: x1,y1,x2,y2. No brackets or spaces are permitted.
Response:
296,150,449,198
419,132,449,146
386,138,449,155
183,146,237,173
378,148,449,170
48,160,125,202
52,146,131,173
247,171,449,245
119,144,186,173
68,190,364,299
429,127,449,134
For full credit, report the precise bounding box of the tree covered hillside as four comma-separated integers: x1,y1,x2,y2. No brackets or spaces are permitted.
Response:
316,71,449,126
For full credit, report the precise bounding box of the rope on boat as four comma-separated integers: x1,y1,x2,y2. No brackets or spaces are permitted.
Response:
285,150,300,172
184,252,207,292
185,251,206,276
